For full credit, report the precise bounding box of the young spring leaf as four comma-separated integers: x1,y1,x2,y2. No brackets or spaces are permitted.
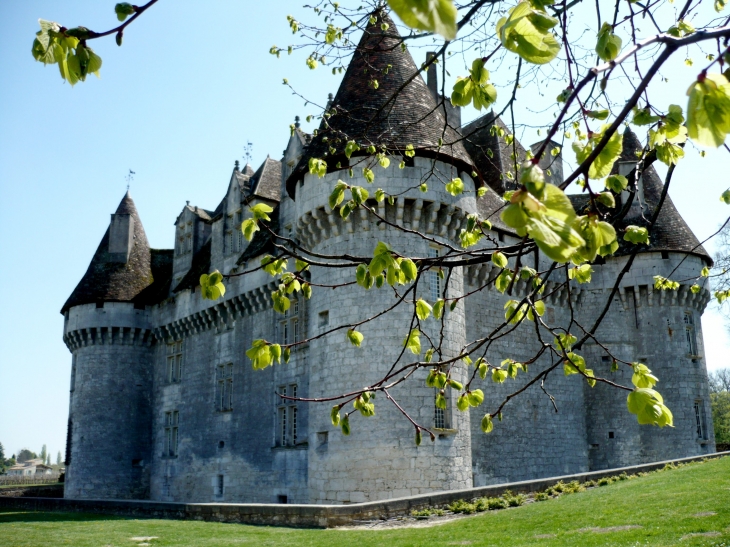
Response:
491,251,509,268
341,414,351,435
347,329,364,347
624,225,650,245
686,72,730,147
403,329,422,354
308,158,327,178
387,0,458,40
496,2,561,65
572,125,623,179
433,299,445,320
467,389,484,407
605,174,628,193
115,2,136,21
627,388,673,427
200,270,226,300
251,203,273,221
331,405,341,426
481,414,494,433
595,22,622,61
631,363,658,388
445,177,464,196
416,299,432,320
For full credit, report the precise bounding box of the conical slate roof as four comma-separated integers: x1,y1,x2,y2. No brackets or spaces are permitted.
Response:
286,10,475,198
570,128,710,263
61,192,155,313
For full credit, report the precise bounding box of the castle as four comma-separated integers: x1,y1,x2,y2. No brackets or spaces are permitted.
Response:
62,13,716,504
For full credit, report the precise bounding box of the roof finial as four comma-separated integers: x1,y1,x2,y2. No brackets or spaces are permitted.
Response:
328,93,333,100
125,169,135,193
234,160,240,170
295,115,301,128
243,141,253,166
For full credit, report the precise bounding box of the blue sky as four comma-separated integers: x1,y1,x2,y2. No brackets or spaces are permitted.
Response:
1,1,728,458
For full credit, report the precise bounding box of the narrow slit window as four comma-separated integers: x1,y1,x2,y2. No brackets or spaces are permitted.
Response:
694,400,706,439
164,410,179,457
684,312,698,355
167,340,183,383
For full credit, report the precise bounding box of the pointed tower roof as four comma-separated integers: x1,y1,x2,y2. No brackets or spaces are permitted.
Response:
286,10,475,198
61,192,155,313
248,156,282,202
572,128,710,263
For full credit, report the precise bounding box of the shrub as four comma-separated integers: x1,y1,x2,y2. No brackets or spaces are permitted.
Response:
535,491,549,501
488,497,508,510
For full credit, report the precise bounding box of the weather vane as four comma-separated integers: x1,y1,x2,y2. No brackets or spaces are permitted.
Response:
243,142,253,166
125,169,136,191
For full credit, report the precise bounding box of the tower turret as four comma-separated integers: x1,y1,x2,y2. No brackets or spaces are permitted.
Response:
62,192,158,499
286,11,477,503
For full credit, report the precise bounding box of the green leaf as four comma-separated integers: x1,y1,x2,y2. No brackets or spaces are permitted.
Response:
492,368,508,383
308,157,327,178
457,394,469,412
363,167,375,184
595,22,622,61
331,405,341,426
403,329,422,354
416,299,432,320
495,270,513,293
200,270,226,300
653,275,680,291
605,174,628,193
467,389,484,407
425,348,434,363
572,125,623,179
251,203,273,221
627,388,673,427
686,73,730,147
341,414,350,435
624,225,650,245
329,180,347,209
721,189,730,204
344,140,361,159
569,264,593,284
631,363,658,388
632,106,661,126
433,299,445,320
415,428,423,445
115,2,135,21
347,329,364,347
387,0,458,40
445,177,464,196
691,283,701,294
492,251,509,268
496,2,561,65
477,187,488,197
481,414,494,433
701,266,710,277
400,258,417,282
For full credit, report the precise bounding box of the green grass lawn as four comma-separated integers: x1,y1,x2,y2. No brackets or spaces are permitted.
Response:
1,458,729,547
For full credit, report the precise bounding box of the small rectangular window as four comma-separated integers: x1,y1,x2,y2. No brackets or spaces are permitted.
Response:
217,474,224,496
694,400,706,439
216,364,234,411
293,319,299,343
277,384,298,447
167,340,183,383
319,311,329,327
429,247,441,301
164,410,179,457
434,389,448,429
684,312,698,355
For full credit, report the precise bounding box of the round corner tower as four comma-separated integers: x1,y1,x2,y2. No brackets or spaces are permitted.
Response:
285,13,478,503
62,192,156,499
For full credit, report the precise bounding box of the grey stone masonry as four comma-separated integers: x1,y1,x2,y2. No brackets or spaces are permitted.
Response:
61,39,716,504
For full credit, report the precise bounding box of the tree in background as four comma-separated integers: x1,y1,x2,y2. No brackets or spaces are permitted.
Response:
0,442,5,474
16,449,37,463
29,0,730,441
39,444,47,463
56,451,62,466
710,368,730,447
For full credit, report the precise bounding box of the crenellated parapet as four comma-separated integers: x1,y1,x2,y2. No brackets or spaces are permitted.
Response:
616,283,711,312
297,198,474,249
63,326,155,351
153,280,278,342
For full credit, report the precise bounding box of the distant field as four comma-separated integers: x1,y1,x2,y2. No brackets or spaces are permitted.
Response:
0,457,728,547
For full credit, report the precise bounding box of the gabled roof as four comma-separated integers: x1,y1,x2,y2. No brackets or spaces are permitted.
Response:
174,239,211,293
286,10,475,198
61,192,155,313
237,207,280,265
248,157,282,202
570,128,710,263
462,111,528,194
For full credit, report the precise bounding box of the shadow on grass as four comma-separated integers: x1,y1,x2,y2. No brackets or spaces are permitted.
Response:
0,510,126,524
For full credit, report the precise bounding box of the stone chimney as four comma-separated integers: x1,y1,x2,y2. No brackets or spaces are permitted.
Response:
108,213,134,263
530,139,564,186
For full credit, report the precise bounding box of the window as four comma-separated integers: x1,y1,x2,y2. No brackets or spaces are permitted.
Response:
216,364,234,411
429,247,441,301
277,384,299,447
684,312,698,355
166,341,183,383
237,211,244,250
280,300,300,345
319,310,329,327
434,390,449,429
280,320,289,344
694,400,707,439
217,474,224,496
186,233,192,253
164,411,179,457
293,319,300,343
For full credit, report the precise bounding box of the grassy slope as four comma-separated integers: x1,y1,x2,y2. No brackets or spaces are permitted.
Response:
0,457,728,547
